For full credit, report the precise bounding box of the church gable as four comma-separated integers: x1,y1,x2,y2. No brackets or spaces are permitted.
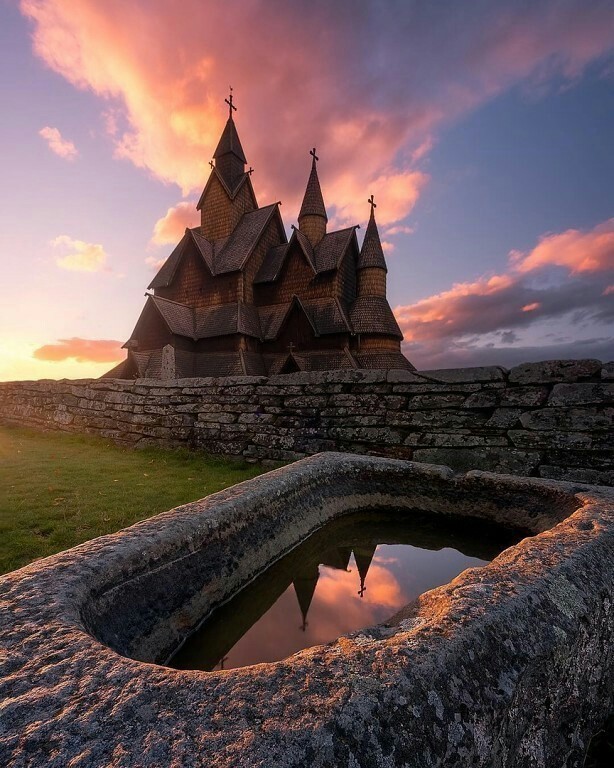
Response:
155,239,228,307
126,297,182,352
198,172,257,241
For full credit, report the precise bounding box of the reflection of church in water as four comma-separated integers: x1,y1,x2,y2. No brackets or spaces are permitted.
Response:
293,545,377,631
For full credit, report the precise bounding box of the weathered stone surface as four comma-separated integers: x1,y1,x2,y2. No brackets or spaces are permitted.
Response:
539,464,614,485
549,382,614,406
509,429,594,450
509,359,602,384
601,361,614,380
386,369,428,383
420,365,507,383
486,408,523,429
0,454,612,768
500,386,549,407
406,393,467,409
0,360,612,485
520,406,613,432
413,447,542,475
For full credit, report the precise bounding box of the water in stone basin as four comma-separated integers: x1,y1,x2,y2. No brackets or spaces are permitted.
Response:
169,510,524,671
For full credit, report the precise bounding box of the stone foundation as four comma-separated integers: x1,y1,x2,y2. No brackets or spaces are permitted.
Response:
0,359,612,484
0,454,612,767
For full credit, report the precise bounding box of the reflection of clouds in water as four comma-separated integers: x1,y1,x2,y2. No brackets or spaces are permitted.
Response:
318,560,407,610
217,545,488,669
383,545,486,600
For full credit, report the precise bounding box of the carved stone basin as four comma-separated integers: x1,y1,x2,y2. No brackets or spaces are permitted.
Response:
0,453,612,767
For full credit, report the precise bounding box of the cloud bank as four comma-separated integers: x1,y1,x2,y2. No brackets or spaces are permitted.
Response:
21,0,614,228
397,218,614,368
33,337,124,363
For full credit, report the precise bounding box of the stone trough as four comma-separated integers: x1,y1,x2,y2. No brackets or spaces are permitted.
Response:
0,453,612,767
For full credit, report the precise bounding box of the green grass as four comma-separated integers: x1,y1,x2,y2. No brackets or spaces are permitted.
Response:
0,424,270,575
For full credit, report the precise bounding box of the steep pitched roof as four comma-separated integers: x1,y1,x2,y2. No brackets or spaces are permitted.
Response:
151,295,195,337
195,302,262,339
349,296,403,338
150,203,283,289
253,243,289,283
264,350,356,374
196,167,255,209
213,203,281,274
298,156,328,222
213,117,246,162
148,232,190,290
302,297,352,335
358,207,387,271
314,226,358,273
193,352,245,377
258,303,292,341
354,351,414,370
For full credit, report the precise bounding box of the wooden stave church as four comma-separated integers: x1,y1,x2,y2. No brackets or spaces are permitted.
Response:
105,96,413,379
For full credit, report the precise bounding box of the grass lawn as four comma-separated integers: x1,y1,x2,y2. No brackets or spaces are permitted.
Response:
0,424,270,575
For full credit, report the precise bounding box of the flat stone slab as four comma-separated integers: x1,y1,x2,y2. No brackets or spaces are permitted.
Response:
0,454,612,767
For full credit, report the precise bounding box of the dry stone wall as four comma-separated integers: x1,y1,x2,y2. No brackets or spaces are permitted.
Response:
0,358,612,485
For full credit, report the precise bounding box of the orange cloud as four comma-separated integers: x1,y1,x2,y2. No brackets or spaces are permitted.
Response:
521,302,540,312
20,1,614,233
512,218,614,274
52,235,108,272
33,338,124,363
38,125,78,160
151,201,199,246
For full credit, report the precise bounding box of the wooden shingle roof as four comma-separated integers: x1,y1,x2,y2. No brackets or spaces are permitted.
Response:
302,297,352,335
214,203,280,274
151,296,195,338
253,243,289,283
298,155,328,222
349,296,403,338
149,203,283,289
358,207,387,271
314,227,358,273
195,302,262,339
213,117,247,163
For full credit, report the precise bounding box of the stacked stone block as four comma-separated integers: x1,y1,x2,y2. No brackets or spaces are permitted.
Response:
0,358,611,485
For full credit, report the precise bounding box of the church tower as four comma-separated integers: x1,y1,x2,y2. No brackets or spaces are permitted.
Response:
357,196,387,297
298,148,328,247
196,88,258,241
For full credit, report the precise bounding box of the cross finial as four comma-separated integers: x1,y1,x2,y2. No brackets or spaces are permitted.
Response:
368,194,377,212
225,86,236,118
288,341,294,352
309,147,319,163
358,581,367,598
209,159,214,169
247,166,254,176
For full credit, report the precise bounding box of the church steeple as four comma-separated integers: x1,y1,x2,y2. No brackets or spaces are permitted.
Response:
357,195,387,297
212,87,247,191
298,148,328,247
196,89,258,241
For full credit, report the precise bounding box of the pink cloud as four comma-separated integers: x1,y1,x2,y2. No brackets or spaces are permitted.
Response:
394,217,614,361
19,1,614,232
51,235,108,272
33,338,124,363
150,201,200,246
511,218,614,274
38,125,78,160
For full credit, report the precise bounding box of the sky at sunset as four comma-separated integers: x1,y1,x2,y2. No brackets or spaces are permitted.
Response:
1,0,613,380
